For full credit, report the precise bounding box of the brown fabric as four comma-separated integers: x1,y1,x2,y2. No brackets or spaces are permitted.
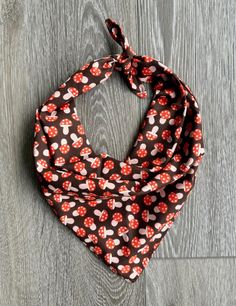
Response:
33,18,205,282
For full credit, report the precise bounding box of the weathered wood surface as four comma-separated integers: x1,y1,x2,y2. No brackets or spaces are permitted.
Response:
0,0,235,305
146,258,236,306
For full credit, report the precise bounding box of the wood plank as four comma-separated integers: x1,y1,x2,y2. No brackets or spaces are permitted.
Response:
137,0,236,258
0,0,146,305
1,0,236,304
145,258,236,306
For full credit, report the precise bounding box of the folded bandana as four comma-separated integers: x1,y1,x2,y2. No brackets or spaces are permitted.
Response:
33,18,205,282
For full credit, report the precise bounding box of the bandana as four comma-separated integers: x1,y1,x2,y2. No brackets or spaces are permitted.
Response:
33,18,205,282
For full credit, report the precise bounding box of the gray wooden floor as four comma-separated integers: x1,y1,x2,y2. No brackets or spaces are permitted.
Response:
0,0,236,305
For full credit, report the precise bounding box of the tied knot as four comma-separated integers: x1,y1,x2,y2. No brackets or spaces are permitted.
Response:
105,18,148,99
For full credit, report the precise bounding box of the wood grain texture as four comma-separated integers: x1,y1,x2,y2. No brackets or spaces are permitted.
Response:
0,1,146,305
145,258,236,306
137,0,236,258
0,0,236,305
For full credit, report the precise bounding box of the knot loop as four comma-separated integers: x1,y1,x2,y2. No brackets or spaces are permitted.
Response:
105,18,135,56
105,18,147,99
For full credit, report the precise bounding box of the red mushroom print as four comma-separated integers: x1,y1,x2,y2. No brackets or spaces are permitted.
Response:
63,87,79,100
43,171,58,182
137,143,147,158
106,238,115,250
143,56,154,62
160,172,171,184
176,180,192,193
165,88,176,98
192,143,201,156
162,130,172,142
70,133,83,148
88,200,98,207
142,66,156,76
99,209,108,222
194,114,202,124
98,179,115,190
117,226,129,240
118,185,130,196
160,110,171,124
60,103,71,114
139,244,150,255
157,96,168,105
53,194,62,203
32,19,205,282
36,159,48,172
129,255,139,265
45,126,58,138
118,265,131,274
73,226,86,237
104,253,119,265
49,142,58,155
89,157,101,169
131,237,141,248
79,179,96,191
73,72,88,84
147,109,158,124
142,180,158,192
166,213,175,222
62,180,71,191
98,226,106,239
59,215,74,225
80,147,92,159
146,126,159,141
117,245,131,257
141,210,156,222
128,217,139,230
168,192,179,203
142,257,149,268
143,195,153,206
43,171,53,182
175,127,182,139
82,84,92,93
54,157,66,167
184,180,192,192
77,124,85,135
61,201,71,212
191,129,202,141
120,163,132,176
41,102,57,113
90,62,102,76
84,217,96,230
59,139,70,154
139,226,154,238
109,173,121,181
62,181,78,192
59,119,72,135
151,142,164,156
126,203,140,214
174,154,182,162
86,234,98,244
98,226,114,239
98,179,106,190
93,246,103,255
155,202,168,213
106,198,115,210
33,141,40,157
72,206,87,217
102,160,114,174
94,209,109,222
74,162,87,175
130,266,143,280
111,212,123,227
45,111,58,123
